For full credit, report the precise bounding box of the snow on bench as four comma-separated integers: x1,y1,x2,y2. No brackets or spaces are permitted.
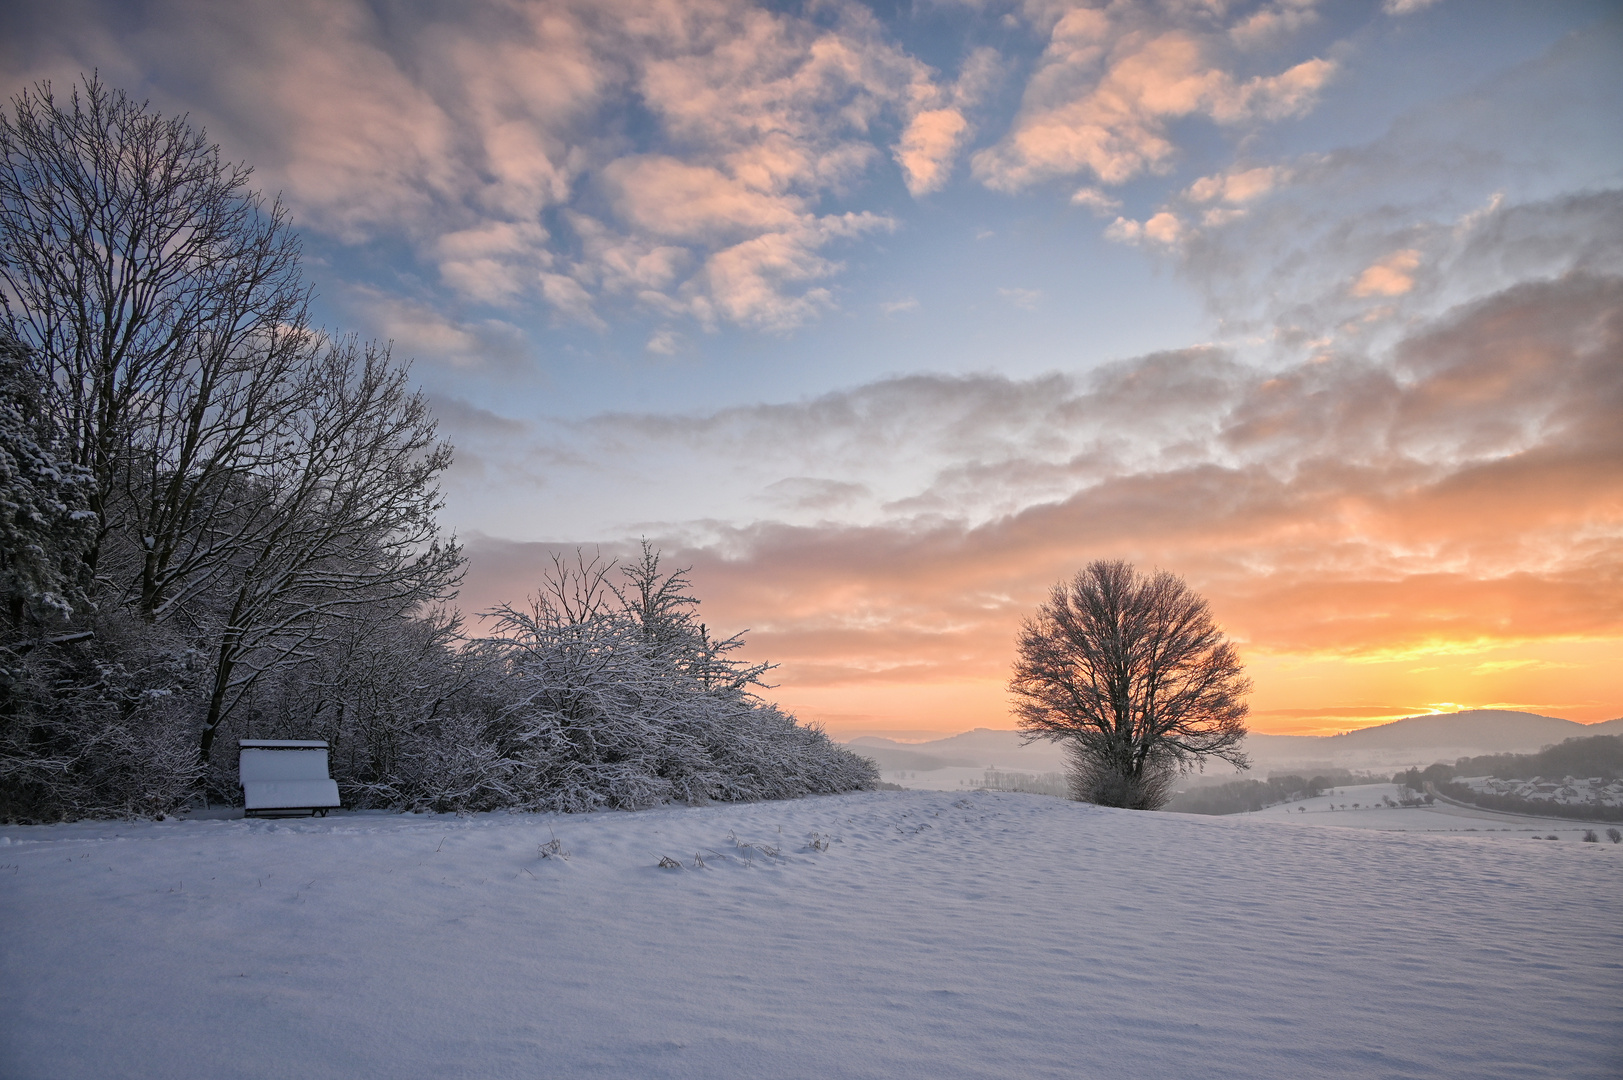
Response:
238,740,341,817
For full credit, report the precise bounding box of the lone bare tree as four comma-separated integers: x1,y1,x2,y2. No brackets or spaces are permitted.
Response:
1010,560,1250,810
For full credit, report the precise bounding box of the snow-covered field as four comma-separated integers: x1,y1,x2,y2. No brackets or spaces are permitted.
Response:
4,790,1620,1079
879,764,997,790
1240,782,1621,839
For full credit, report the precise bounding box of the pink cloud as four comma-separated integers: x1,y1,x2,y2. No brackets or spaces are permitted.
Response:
10,0,946,334
1352,249,1423,297
974,6,1334,192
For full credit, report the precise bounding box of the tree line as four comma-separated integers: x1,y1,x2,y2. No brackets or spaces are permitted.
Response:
1162,771,1374,816
1447,735,1622,783
0,76,874,822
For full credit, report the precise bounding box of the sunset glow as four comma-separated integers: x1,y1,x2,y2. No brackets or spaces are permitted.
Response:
9,0,1617,739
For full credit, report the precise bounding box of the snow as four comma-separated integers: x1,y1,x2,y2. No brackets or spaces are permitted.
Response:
3,790,1620,1079
239,746,341,813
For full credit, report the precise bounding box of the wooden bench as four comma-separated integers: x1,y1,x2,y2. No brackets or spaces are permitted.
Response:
238,740,342,817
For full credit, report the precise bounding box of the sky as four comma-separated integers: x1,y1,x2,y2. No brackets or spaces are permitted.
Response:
2,0,1619,739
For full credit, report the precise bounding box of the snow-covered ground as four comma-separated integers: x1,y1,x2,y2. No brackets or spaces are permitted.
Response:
4,790,1620,1079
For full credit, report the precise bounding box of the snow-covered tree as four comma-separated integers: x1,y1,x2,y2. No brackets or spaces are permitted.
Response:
0,333,95,636
191,338,463,762
2,335,204,823
1,78,463,768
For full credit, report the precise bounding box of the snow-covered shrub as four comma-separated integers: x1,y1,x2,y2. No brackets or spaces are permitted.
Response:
2,532,874,819
344,710,523,815
482,546,876,812
198,544,872,816
0,613,206,822
207,604,519,814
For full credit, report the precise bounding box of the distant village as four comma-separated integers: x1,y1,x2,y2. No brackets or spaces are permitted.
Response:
1455,775,1623,808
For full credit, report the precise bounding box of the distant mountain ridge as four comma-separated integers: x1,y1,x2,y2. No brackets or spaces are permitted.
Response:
1358,709,1619,744
846,711,1622,774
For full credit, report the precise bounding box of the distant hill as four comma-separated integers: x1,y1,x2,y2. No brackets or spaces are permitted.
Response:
1311,709,1588,751
843,741,977,773
846,712,1623,775
1243,710,1618,769
849,729,1066,772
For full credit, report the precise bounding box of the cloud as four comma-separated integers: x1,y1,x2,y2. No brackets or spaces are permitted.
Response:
1106,211,1184,246
5,0,947,335
1176,25,1623,348
1383,0,1445,16
566,0,935,328
694,212,894,331
435,222,555,306
646,328,683,355
973,4,1334,192
759,477,872,514
1069,186,1121,214
895,107,970,196
424,395,530,439
1230,0,1322,51
340,287,532,373
998,287,1044,310
538,272,605,329
1187,165,1285,205
562,154,905,328
1351,249,1423,297
1470,658,1577,675
601,156,806,242
457,265,1623,733
893,46,1000,196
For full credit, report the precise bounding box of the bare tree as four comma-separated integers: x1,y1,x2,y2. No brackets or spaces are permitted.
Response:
0,75,313,617
1010,560,1250,810
194,338,463,761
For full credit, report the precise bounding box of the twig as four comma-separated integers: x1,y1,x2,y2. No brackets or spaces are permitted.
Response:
538,826,569,860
